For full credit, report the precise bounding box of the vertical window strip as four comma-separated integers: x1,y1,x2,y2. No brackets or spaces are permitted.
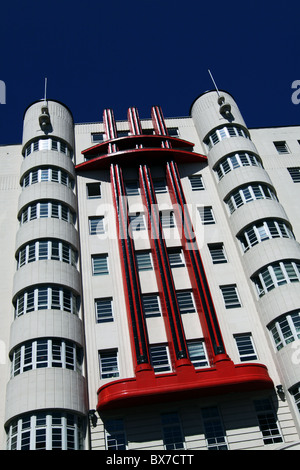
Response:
202,407,228,450
161,413,185,450
254,399,283,444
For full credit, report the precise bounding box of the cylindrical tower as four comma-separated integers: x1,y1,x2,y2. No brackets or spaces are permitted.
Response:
191,90,300,423
5,100,88,450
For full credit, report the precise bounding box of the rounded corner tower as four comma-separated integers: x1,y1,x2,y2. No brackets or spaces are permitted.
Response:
5,98,88,450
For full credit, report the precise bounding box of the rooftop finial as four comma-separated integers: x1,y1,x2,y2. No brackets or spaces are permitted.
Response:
208,69,220,97
44,77,48,102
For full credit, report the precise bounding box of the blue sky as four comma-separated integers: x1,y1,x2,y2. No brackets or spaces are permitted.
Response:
0,0,299,145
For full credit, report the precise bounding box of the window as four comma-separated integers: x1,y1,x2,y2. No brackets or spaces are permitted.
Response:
160,210,175,228
142,294,161,318
125,181,140,196
150,345,171,373
202,407,228,450
189,175,205,191
208,243,227,264
92,254,109,275
153,178,167,193
105,419,127,450
253,260,300,297
288,167,300,183
234,334,257,361
161,413,185,450
274,141,289,154
20,201,76,225
11,339,83,376
168,248,185,267
290,384,300,416
204,125,249,150
238,219,294,252
129,213,145,231
22,168,74,189
269,311,300,350
215,152,262,180
225,184,277,214
136,251,153,271
95,298,113,323
187,340,209,368
15,286,79,318
17,240,77,269
89,216,105,235
6,412,83,450
99,350,119,379
91,132,105,143
24,138,73,159
254,399,283,444
220,285,241,308
87,182,101,198
176,291,196,314
198,206,215,225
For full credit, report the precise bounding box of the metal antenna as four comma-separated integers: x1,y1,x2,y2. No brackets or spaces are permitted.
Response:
44,77,48,101
208,69,220,97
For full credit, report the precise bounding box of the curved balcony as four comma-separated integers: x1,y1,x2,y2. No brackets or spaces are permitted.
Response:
76,134,206,171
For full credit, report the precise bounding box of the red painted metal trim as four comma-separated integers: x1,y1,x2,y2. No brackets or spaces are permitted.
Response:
110,164,152,372
166,161,227,364
96,360,274,411
139,164,190,368
128,107,143,135
76,148,206,172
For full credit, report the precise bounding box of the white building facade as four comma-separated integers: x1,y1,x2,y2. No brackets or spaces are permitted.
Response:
0,90,300,450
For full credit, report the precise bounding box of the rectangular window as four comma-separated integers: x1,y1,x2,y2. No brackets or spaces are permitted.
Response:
274,141,290,154
161,413,185,450
125,181,140,196
176,291,196,314
198,206,215,225
87,183,101,198
189,174,205,191
95,298,113,323
105,419,126,450
150,345,171,373
202,407,228,450
142,294,161,318
168,248,185,268
234,334,257,361
136,251,153,271
208,243,227,264
220,285,241,309
288,167,300,183
160,211,175,228
92,254,109,275
89,217,105,235
254,399,283,444
129,213,145,231
99,350,119,379
187,341,209,368
153,178,167,193
91,132,105,143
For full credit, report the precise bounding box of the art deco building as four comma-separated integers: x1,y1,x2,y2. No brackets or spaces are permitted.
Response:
0,89,300,450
